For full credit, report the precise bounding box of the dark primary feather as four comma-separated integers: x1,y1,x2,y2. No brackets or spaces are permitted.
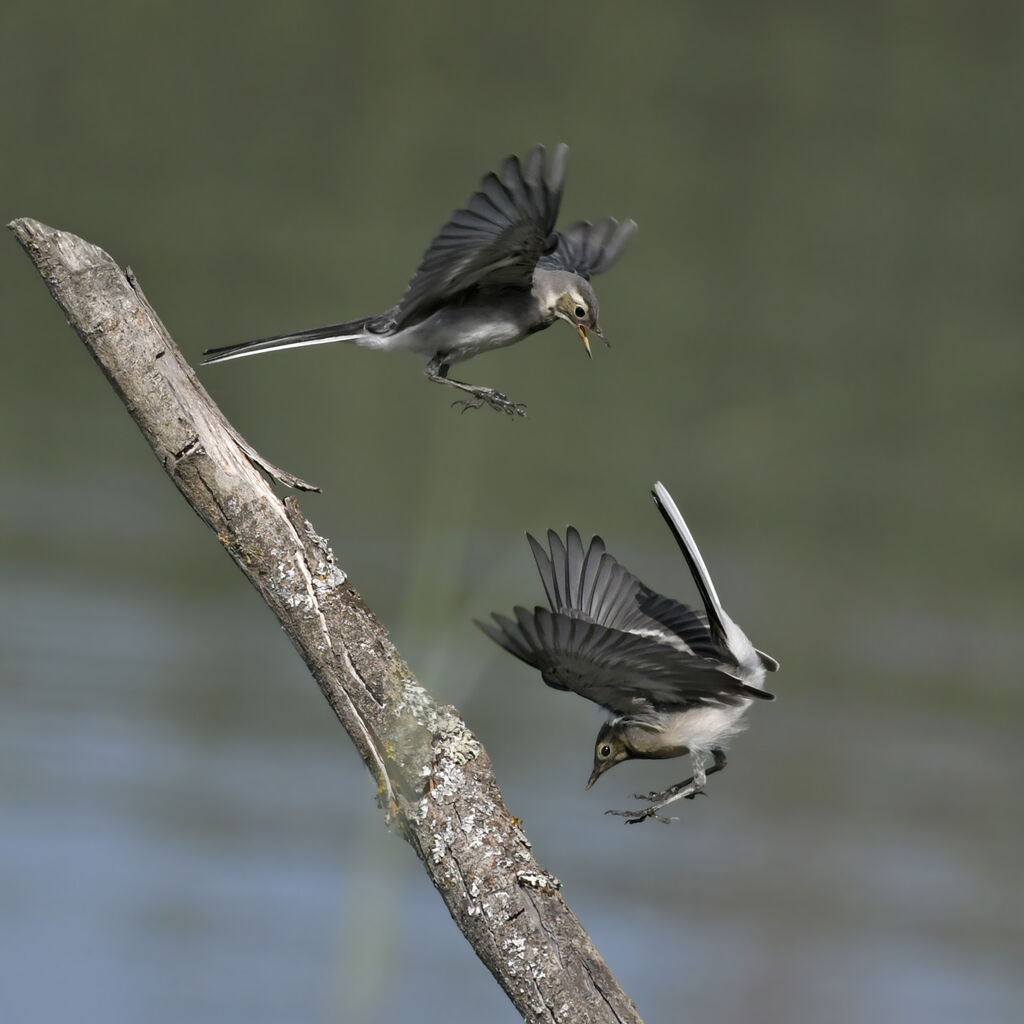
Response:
539,217,638,280
477,527,774,714
394,144,568,328
476,607,764,715
527,527,719,658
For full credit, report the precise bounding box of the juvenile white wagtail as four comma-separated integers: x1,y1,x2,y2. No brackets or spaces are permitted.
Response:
477,483,778,824
202,144,636,416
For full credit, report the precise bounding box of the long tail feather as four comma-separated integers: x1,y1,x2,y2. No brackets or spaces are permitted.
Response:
202,318,375,365
651,482,728,648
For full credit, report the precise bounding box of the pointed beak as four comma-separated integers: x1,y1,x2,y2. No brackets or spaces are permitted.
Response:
576,323,592,358
586,766,601,790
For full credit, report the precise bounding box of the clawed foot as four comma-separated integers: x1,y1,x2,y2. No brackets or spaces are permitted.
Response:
603,751,727,825
426,369,527,417
605,806,678,825
605,781,700,825
451,390,527,417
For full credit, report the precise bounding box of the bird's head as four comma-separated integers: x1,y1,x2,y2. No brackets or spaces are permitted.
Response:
586,720,631,789
539,271,604,357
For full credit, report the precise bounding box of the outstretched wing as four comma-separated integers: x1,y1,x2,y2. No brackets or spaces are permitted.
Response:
395,144,567,328
538,217,637,280
476,607,770,715
527,527,720,658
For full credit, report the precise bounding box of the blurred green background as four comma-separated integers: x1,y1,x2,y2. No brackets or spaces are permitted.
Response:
3,3,1022,1023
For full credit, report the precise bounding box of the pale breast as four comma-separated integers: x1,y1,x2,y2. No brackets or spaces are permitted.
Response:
658,701,751,755
396,296,536,362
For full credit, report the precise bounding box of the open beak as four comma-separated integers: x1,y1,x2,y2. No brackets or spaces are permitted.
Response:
576,323,592,358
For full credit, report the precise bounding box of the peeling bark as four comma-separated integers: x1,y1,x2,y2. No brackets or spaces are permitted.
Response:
10,218,643,1024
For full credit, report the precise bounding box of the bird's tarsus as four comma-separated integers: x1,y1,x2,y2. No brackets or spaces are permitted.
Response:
630,788,707,801
629,774,698,807
427,370,527,417
608,749,728,824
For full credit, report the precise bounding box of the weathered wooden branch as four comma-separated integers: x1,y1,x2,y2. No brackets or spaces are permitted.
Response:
10,218,643,1024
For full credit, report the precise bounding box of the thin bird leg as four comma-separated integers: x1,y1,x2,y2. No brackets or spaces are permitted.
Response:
605,749,728,825
633,748,728,803
424,361,527,418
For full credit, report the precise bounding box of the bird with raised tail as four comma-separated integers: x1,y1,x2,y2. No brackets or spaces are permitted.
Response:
477,482,778,823
203,144,636,417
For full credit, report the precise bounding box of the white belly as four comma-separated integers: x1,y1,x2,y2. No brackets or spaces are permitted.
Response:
660,701,751,755
387,302,533,362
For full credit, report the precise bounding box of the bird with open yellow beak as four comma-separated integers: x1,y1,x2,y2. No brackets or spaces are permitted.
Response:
203,144,634,416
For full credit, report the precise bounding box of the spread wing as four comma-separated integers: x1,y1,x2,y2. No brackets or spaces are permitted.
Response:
527,527,720,659
538,217,637,280
395,144,567,328
476,607,767,715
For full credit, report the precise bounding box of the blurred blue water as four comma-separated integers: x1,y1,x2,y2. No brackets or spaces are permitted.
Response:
2,480,1021,1023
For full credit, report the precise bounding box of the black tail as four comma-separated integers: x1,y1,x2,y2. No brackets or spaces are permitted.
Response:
651,481,729,649
202,315,378,365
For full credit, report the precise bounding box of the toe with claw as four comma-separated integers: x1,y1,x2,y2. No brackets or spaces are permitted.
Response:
603,750,729,825
427,368,527,416
451,390,526,417
605,806,678,825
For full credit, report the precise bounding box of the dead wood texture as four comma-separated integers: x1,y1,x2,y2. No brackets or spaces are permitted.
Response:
10,218,643,1024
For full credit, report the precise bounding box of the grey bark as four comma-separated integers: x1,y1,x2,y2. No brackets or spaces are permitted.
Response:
10,218,644,1024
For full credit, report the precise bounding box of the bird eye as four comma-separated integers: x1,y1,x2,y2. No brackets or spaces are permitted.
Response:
574,305,586,320
600,744,611,758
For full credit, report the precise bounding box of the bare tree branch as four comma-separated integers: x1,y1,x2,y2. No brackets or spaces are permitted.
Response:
9,218,644,1024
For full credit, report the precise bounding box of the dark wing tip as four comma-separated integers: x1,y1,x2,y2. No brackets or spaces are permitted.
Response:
545,143,569,193
473,615,504,641
546,527,566,557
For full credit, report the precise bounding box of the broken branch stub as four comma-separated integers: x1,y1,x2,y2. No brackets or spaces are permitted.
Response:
9,218,644,1024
